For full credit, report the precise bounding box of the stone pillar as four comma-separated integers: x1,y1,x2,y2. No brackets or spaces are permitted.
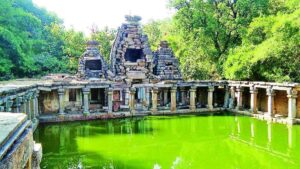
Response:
145,87,151,109
229,86,236,109
236,86,243,110
108,88,113,114
125,88,130,106
16,96,22,113
23,96,27,115
26,96,31,120
129,88,136,114
58,88,65,115
82,87,90,114
171,86,177,113
33,91,39,122
250,86,258,113
287,88,298,124
223,86,230,108
189,86,196,111
5,98,13,112
163,89,169,106
151,87,158,113
266,87,275,119
180,87,186,105
207,86,214,110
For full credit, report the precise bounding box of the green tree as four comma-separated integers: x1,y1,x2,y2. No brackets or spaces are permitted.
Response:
168,0,271,79
143,19,174,50
224,4,300,82
90,26,116,63
0,0,86,80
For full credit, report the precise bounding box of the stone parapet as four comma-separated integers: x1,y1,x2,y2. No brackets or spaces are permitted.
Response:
0,113,42,169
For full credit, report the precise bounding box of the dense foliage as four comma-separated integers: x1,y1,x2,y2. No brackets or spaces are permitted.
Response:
224,1,300,82
0,0,115,80
144,0,300,82
1,0,300,82
0,0,83,80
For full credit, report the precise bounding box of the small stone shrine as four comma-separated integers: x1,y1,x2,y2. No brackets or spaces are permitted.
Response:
110,15,153,83
78,40,108,79
153,41,182,80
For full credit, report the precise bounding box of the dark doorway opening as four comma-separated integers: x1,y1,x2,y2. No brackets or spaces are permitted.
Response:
85,60,102,70
69,89,77,102
125,49,143,62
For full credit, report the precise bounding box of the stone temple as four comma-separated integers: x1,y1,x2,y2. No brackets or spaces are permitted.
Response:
1,15,300,168
110,15,154,83
0,15,299,125
78,40,109,79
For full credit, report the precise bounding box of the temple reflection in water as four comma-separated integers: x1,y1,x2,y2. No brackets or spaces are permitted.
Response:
231,116,299,162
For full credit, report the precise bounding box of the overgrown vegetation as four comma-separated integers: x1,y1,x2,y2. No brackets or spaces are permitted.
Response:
1,0,300,82
144,0,300,82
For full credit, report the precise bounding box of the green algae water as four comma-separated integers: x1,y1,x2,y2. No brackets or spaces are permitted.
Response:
34,114,300,169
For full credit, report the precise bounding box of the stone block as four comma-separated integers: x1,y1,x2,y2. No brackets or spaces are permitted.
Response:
126,71,146,79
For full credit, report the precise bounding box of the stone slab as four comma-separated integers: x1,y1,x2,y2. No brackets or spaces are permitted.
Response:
126,71,146,79
0,113,27,150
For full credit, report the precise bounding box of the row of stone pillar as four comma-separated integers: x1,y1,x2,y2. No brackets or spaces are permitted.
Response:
145,86,215,114
57,87,113,115
229,85,298,123
0,91,39,122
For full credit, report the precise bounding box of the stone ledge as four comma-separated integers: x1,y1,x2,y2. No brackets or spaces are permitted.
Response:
0,113,29,160
39,112,131,123
39,108,227,123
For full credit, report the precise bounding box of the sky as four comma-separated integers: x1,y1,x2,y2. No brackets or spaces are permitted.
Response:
32,0,174,35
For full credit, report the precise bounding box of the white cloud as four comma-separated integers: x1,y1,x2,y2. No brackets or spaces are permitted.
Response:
32,0,174,34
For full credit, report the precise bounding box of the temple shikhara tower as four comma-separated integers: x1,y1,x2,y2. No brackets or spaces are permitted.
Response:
153,41,182,80
77,40,108,79
110,15,154,84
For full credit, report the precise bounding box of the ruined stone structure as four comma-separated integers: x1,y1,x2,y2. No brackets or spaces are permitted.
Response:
0,16,299,158
78,41,108,79
110,15,153,83
0,16,299,126
2,14,300,168
153,41,182,80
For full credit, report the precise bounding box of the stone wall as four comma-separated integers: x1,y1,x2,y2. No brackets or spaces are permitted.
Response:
257,88,267,112
297,93,300,118
0,130,33,169
64,89,83,113
39,90,59,114
274,90,288,116
0,113,42,169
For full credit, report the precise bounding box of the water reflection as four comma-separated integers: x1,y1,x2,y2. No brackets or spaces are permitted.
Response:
231,116,300,165
35,118,155,168
35,115,300,169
